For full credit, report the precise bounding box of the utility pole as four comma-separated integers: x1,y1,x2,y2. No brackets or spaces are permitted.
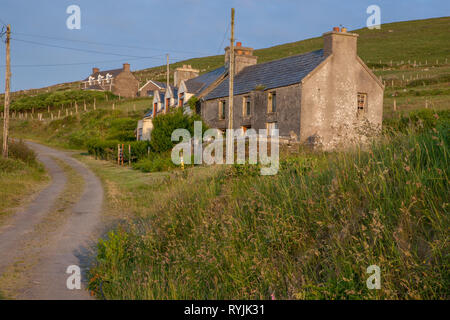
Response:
226,8,235,163
165,53,169,114
2,24,11,158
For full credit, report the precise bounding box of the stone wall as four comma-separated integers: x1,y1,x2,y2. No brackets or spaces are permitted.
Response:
300,32,384,150
201,83,301,138
112,71,140,98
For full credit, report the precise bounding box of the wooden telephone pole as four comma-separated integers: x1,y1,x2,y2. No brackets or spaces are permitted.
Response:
226,8,235,162
165,53,169,114
2,24,11,158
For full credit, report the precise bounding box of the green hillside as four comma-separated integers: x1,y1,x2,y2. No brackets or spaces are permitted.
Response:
134,16,450,83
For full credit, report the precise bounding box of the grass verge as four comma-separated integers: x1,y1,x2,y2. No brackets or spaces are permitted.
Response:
0,140,48,225
86,111,449,299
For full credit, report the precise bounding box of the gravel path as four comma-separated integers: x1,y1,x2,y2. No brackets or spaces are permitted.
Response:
0,142,104,300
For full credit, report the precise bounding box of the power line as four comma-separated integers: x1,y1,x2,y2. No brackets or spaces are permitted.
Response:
217,22,230,54
0,55,164,68
12,31,215,56
0,53,194,68
11,37,168,59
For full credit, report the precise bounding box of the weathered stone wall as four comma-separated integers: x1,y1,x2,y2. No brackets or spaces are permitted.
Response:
113,71,139,98
300,32,384,150
201,83,301,138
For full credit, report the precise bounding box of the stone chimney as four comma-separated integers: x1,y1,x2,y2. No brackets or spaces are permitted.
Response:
225,42,258,75
323,27,358,58
92,67,100,74
173,64,199,87
123,63,130,72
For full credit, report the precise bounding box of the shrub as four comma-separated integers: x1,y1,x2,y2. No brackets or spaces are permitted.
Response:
105,118,137,141
150,108,207,153
0,157,26,172
132,153,175,172
5,139,37,164
86,138,120,160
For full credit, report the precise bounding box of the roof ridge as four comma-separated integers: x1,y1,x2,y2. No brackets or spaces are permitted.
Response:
240,49,323,72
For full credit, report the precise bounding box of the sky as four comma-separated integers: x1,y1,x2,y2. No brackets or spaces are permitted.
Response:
0,0,448,92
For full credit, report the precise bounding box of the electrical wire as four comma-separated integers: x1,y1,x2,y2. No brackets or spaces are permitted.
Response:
217,22,230,54
12,31,215,56
11,38,167,59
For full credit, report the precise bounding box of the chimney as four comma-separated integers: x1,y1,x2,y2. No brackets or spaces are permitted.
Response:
323,27,358,58
123,63,130,72
92,67,99,74
225,42,258,75
173,65,199,87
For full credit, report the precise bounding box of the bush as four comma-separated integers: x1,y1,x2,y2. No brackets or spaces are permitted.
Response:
0,157,26,172
86,139,120,160
105,118,138,141
86,138,151,162
150,108,207,153
132,153,175,172
0,139,37,164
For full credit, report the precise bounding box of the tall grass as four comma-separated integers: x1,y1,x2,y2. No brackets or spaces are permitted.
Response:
88,111,449,300
0,139,47,218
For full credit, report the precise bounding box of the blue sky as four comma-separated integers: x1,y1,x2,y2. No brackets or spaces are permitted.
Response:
0,0,448,92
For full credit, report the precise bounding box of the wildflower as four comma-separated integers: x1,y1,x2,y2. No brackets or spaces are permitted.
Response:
271,293,276,300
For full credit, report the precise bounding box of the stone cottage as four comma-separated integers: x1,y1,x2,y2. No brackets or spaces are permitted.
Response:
82,63,139,98
202,27,384,149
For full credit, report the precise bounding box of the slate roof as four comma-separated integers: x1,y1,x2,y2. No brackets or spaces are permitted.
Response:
83,68,123,81
204,50,325,100
152,80,167,89
184,66,227,95
154,91,165,103
144,109,153,118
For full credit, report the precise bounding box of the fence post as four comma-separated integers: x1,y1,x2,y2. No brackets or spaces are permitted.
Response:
129,144,131,167
393,98,397,112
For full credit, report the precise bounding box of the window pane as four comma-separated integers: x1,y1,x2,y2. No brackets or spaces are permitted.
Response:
272,93,276,112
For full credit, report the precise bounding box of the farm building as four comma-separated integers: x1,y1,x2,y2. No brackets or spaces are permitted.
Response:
82,63,139,98
202,27,384,149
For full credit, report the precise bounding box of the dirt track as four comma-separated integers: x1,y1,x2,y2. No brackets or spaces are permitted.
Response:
0,141,104,300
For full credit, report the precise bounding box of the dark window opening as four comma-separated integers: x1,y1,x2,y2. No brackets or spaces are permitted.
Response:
357,93,367,117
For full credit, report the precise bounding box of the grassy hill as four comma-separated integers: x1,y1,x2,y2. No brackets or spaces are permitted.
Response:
134,17,450,82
